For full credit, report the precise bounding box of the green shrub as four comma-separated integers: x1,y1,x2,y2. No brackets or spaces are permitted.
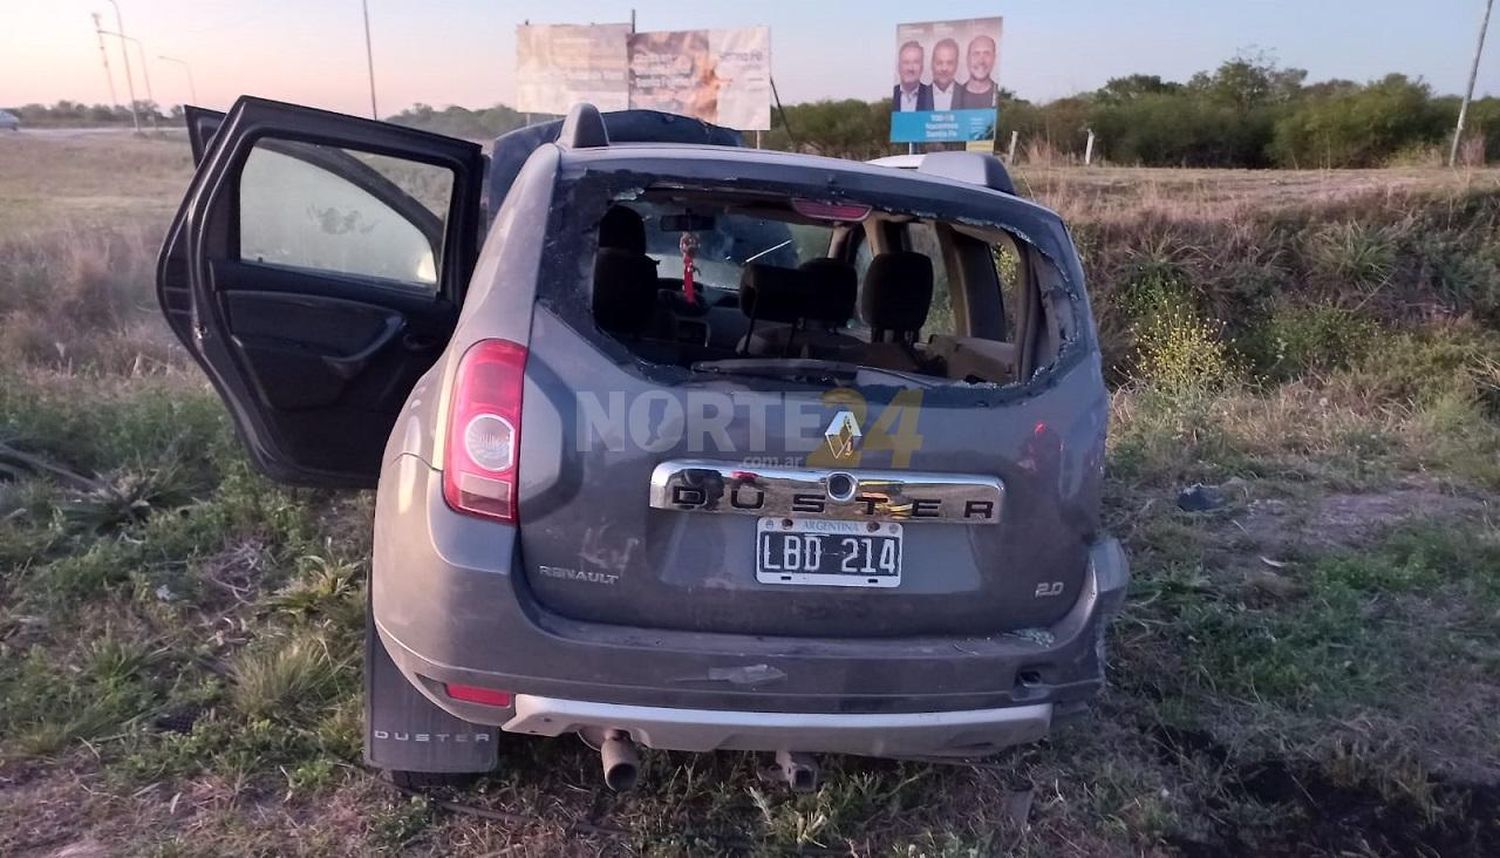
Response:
1247,303,1378,379
1118,268,1234,391
1133,305,1233,392
1269,74,1450,168
1412,234,1500,321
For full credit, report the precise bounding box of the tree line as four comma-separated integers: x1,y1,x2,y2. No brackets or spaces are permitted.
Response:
760,55,1500,167
3,100,182,126
10,54,1498,168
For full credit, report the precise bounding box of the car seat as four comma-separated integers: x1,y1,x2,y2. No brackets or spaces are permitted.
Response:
738,259,863,360
592,206,659,335
859,252,934,372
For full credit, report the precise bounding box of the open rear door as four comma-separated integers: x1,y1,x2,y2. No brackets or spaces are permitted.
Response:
156,96,485,487
183,104,224,165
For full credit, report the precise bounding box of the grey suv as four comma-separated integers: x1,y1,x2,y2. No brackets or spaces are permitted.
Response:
156,97,1127,790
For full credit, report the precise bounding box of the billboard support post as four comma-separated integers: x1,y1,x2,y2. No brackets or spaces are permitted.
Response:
1007,130,1018,163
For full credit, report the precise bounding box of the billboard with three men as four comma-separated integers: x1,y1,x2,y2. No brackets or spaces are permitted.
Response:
890,17,1003,143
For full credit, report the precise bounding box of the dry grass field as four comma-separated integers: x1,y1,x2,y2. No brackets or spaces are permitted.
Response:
1,131,1498,856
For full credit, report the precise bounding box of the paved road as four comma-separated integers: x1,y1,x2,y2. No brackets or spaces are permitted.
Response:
4,126,186,139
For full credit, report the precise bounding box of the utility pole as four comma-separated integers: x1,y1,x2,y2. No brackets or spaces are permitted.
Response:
1452,0,1496,167
91,13,119,111
159,55,198,105
106,0,141,132
125,35,157,126
98,29,157,127
361,0,379,119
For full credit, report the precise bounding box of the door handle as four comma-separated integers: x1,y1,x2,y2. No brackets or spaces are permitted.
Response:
322,315,405,380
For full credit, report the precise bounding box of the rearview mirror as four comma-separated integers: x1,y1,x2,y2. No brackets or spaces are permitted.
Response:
659,213,716,232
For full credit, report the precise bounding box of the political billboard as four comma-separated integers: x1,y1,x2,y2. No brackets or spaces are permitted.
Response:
628,27,772,130
889,17,1002,143
515,23,631,115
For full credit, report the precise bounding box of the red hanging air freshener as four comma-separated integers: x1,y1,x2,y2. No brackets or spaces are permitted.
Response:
679,232,699,305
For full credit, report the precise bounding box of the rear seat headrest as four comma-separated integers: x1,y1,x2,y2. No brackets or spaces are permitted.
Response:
593,248,658,333
739,264,805,324
862,252,934,333
599,205,647,254
740,260,858,327
798,258,858,326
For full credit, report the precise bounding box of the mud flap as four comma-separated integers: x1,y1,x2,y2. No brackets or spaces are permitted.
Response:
364,611,499,773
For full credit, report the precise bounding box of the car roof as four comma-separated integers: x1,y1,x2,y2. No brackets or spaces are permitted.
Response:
554,142,1058,224
867,154,924,169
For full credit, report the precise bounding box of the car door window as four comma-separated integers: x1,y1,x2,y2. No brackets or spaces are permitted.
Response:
238,139,455,291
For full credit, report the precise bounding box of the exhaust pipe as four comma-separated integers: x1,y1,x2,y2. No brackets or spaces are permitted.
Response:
599,729,639,791
774,750,820,793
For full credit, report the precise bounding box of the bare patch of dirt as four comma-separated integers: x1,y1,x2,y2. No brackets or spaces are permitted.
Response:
1229,477,1489,555
1152,726,1500,857
0,762,100,858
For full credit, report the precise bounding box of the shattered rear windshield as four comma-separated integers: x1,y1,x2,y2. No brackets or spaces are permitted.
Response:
540,161,1084,391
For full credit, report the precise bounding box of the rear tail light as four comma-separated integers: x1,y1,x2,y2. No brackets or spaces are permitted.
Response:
444,683,513,707
443,339,527,522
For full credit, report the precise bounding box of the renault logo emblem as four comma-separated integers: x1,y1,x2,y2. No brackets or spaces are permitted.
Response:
824,410,863,459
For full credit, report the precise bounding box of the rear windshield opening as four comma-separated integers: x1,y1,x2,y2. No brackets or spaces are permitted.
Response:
583,187,1072,388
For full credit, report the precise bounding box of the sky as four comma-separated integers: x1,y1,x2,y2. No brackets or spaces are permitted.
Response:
3,0,1500,117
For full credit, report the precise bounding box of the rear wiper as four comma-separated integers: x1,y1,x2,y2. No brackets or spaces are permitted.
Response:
692,359,941,388
739,239,794,265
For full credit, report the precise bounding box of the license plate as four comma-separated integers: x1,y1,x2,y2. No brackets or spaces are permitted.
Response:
756,518,903,588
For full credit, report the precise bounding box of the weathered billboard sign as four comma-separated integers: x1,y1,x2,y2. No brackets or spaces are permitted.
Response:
516,24,771,130
515,23,631,115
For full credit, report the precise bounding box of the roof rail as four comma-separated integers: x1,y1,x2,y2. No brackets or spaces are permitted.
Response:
917,151,1016,195
558,103,609,149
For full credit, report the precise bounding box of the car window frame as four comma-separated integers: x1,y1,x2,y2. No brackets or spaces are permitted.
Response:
229,135,455,300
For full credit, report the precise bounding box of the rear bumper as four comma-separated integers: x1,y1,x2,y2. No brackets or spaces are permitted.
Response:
373,453,1128,745
505,695,1053,756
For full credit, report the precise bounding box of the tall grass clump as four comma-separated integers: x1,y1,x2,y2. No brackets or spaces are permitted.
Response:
0,223,184,374
1304,221,1396,294
230,632,346,721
